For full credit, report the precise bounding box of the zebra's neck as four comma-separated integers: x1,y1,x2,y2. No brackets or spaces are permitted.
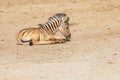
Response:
41,18,61,35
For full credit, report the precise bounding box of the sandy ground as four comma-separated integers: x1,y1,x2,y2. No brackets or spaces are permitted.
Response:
0,0,120,80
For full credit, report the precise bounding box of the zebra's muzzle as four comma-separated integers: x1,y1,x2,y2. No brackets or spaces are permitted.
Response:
66,34,71,41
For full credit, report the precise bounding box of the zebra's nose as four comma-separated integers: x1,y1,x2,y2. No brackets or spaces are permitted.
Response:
66,34,71,41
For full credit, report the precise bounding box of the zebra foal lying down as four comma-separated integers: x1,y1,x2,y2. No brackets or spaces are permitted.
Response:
16,13,71,46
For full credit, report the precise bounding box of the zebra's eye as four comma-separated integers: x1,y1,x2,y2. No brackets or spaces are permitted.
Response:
66,27,69,29
64,21,67,23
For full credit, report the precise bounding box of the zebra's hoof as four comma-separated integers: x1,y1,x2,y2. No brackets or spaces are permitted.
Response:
29,42,33,46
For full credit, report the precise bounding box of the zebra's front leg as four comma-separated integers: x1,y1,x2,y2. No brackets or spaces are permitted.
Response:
30,39,66,46
30,39,66,45
49,36,66,43
29,40,58,46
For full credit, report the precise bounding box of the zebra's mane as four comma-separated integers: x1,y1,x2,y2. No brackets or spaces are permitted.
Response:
48,13,67,20
38,13,68,29
38,24,43,28
55,13,67,17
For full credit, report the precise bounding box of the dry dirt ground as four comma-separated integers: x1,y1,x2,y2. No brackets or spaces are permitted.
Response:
0,0,120,80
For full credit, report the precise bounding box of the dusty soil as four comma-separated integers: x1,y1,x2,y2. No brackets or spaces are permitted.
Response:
0,0,120,80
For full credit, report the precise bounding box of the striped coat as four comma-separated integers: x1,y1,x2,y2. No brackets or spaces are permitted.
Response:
16,13,71,46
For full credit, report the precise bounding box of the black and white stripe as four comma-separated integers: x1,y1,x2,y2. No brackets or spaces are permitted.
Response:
39,14,66,35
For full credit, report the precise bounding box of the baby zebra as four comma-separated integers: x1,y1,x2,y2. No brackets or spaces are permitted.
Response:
16,13,71,46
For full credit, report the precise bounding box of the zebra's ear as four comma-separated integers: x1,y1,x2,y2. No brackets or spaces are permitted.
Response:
66,16,70,21
62,16,70,22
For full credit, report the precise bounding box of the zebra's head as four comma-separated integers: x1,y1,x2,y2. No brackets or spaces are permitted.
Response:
56,13,71,40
